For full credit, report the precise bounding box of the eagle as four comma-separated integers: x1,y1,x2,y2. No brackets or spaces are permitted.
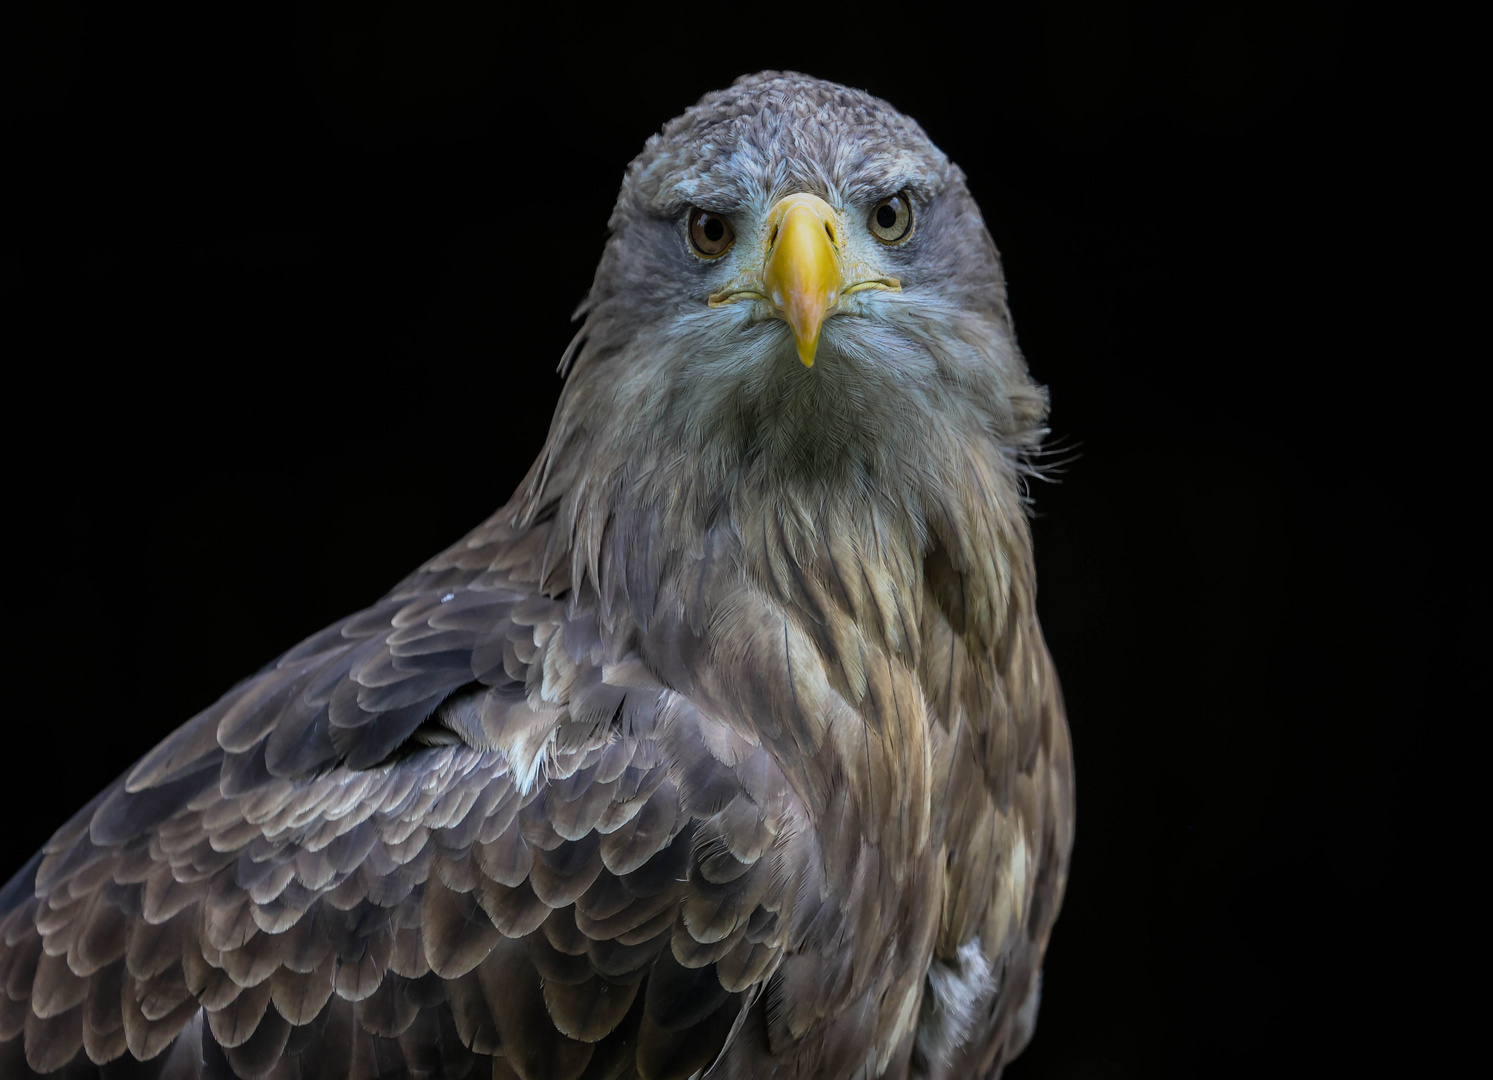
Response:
0,72,1074,1080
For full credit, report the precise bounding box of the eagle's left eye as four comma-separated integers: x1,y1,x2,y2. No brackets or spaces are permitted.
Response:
868,192,913,244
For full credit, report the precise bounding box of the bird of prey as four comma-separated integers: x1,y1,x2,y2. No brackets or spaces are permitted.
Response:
0,72,1074,1080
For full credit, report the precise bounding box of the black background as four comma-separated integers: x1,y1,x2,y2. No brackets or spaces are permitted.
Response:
1,3,1458,1077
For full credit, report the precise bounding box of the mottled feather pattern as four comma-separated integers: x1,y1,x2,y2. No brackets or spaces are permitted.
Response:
1,71,1073,1078
1,526,802,1078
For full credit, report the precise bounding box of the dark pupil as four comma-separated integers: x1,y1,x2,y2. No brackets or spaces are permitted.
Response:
876,203,899,229
702,217,724,242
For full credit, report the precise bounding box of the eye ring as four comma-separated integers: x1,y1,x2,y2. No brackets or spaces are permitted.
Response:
868,191,913,244
687,208,735,258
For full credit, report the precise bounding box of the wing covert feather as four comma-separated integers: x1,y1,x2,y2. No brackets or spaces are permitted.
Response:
0,514,807,1078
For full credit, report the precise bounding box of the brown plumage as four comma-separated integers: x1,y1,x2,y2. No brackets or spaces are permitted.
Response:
0,72,1074,1079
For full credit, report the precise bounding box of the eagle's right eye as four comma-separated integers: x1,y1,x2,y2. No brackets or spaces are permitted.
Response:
688,209,735,258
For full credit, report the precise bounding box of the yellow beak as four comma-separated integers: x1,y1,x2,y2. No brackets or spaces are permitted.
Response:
762,194,843,367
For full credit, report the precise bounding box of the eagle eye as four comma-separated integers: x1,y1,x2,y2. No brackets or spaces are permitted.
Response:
688,209,736,258
868,192,913,244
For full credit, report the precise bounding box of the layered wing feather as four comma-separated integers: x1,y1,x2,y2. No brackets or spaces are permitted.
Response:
0,513,806,1080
